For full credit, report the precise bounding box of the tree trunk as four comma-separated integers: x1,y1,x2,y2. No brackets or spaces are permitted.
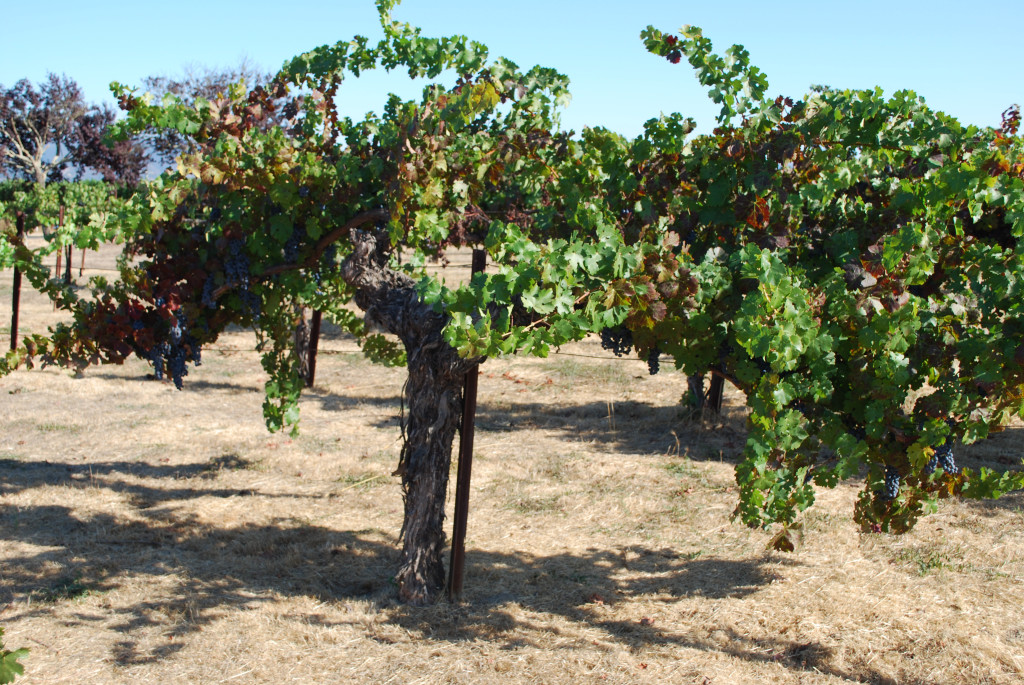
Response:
340,229,479,605
687,372,724,416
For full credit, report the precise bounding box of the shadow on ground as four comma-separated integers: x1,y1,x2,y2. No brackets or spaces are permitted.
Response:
472,398,750,462
2,374,1019,684
0,456,293,502
0,457,902,684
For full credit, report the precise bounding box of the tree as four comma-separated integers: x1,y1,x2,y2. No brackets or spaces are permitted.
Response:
0,74,88,187
138,59,283,169
0,74,148,188
69,104,148,186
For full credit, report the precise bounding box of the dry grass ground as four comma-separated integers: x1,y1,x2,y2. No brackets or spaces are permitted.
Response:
0,242,1022,684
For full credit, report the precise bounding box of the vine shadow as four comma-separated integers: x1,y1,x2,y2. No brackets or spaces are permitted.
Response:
0,481,892,683
472,398,749,464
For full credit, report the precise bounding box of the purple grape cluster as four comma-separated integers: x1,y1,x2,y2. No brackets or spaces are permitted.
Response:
225,239,260,321
284,226,304,263
225,240,251,289
647,348,661,375
925,441,958,475
882,466,901,501
201,278,218,309
600,327,633,357
923,422,958,475
148,344,166,381
146,311,203,390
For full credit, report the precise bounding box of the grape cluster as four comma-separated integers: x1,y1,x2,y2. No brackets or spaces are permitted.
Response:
925,438,958,475
600,327,633,357
284,226,304,264
148,344,166,381
882,466,901,501
201,278,218,310
225,240,251,289
146,311,203,390
167,345,188,389
225,239,261,320
936,444,957,473
920,420,959,475
647,348,661,375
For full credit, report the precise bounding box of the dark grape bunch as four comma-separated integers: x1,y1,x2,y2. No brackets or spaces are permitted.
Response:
225,239,251,288
647,348,661,375
225,239,261,321
882,466,901,501
201,278,218,309
283,226,304,263
146,311,203,390
600,327,633,357
924,436,958,475
148,344,167,381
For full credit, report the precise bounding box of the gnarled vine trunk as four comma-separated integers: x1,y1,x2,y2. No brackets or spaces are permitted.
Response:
341,230,479,604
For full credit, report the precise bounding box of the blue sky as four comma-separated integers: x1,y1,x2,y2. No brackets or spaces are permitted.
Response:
2,0,1021,137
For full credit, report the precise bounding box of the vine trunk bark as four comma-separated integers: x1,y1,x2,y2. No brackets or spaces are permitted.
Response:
341,230,479,605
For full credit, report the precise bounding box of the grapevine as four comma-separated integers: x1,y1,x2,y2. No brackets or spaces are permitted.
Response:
2,1,1022,600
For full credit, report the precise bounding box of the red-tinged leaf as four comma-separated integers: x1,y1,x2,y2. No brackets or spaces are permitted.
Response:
649,300,667,321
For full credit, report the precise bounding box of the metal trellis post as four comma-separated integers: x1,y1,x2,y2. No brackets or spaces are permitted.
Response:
447,248,487,602
9,212,25,351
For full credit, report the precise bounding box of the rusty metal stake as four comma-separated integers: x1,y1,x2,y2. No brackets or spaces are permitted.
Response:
447,248,487,602
60,205,72,284
10,213,24,351
59,204,66,282
306,310,322,387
